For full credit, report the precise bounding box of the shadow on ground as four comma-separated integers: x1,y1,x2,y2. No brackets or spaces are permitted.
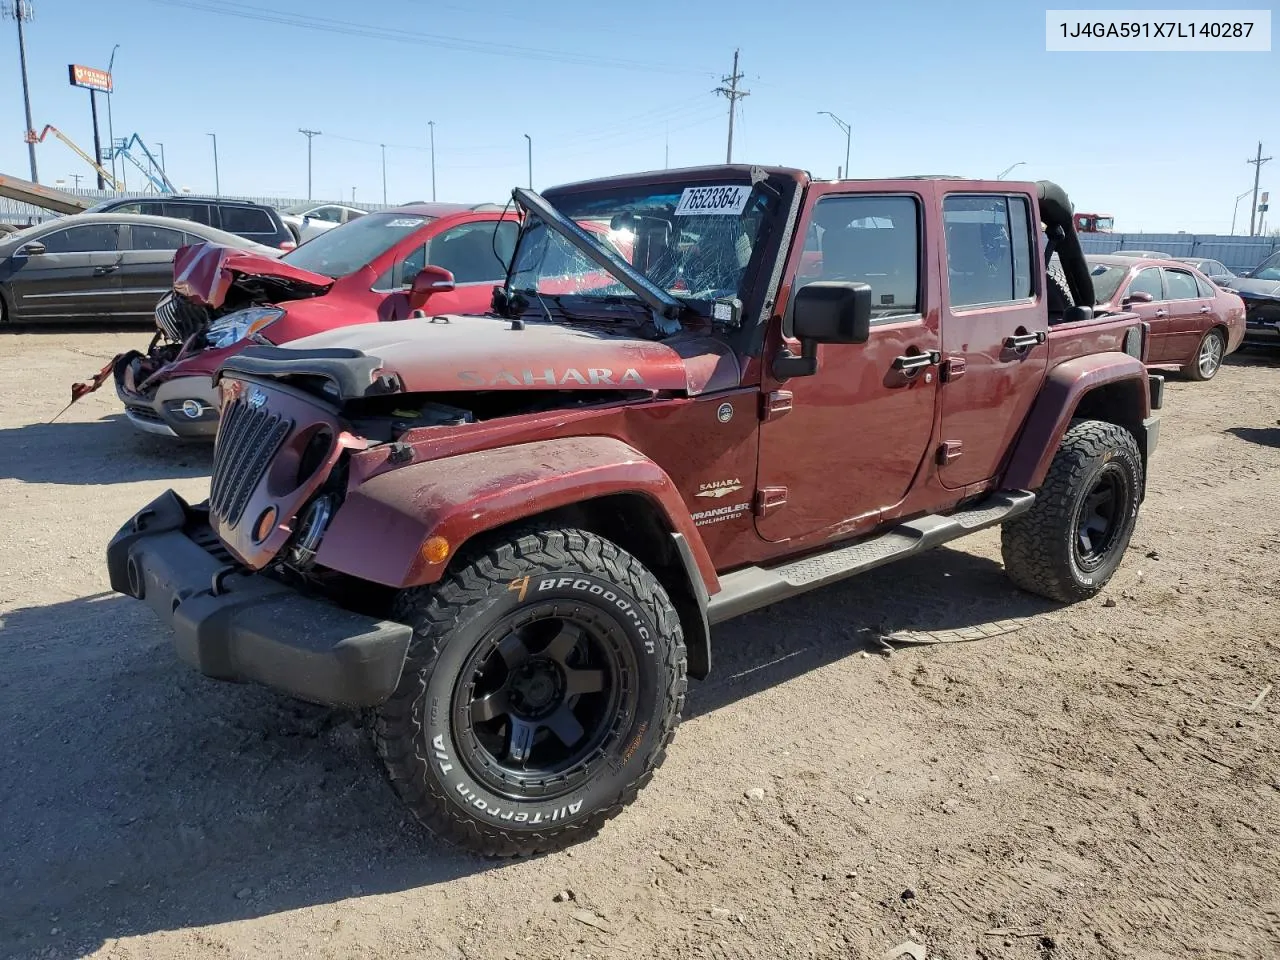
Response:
1225,425,1280,448
0,414,211,485
0,544,1054,957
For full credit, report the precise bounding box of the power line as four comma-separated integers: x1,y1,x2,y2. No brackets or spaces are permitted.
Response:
713,49,749,163
147,0,714,76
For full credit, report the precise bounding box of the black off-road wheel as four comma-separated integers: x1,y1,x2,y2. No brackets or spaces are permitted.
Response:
374,527,687,857
1181,327,1226,382
1001,419,1143,602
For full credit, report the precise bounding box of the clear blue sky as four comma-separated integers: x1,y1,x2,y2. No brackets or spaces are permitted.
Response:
3,0,1275,231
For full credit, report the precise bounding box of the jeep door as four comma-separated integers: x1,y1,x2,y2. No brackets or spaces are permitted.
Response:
755,184,940,542
936,191,1047,488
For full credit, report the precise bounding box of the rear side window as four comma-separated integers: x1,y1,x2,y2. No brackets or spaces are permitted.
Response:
801,194,920,319
111,202,143,214
943,194,1034,307
128,225,186,251
1163,269,1199,300
161,202,211,226
1195,274,1215,297
1129,268,1163,299
426,221,518,284
40,223,120,253
219,205,274,234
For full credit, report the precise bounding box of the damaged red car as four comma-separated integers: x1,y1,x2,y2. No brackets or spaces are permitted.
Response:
113,202,517,438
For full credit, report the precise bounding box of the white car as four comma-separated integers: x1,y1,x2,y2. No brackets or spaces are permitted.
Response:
280,203,367,243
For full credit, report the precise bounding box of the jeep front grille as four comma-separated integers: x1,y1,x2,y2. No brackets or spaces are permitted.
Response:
210,398,292,527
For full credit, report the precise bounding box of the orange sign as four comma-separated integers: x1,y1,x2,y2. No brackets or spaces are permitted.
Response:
68,64,113,93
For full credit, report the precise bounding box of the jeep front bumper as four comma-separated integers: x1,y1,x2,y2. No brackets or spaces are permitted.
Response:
106,491,413,708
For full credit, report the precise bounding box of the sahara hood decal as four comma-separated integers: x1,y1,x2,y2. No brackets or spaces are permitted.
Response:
280,315,741,396
458,367,645,387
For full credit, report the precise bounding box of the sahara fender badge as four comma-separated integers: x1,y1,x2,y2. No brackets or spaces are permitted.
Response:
696,479,743,499
246,387,267,408
716,402,734,423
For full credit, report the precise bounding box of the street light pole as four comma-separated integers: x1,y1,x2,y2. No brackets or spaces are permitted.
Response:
380,143,387,204
523,133,532,189
106,43,119,184
207,132,219,196
817,111,851,180
427,120,437,203
996,161,1027,180
1230,188,1254,236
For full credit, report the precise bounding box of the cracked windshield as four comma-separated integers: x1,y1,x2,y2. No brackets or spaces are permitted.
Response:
510,183,774,309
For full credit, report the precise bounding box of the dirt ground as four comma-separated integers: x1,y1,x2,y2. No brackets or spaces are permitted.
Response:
1,329,1277,960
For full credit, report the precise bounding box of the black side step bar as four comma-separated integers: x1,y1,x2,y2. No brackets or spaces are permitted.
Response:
707,491,1036,625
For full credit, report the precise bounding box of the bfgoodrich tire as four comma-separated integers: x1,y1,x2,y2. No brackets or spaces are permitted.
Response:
374,527,686,857
1001,419,1143,603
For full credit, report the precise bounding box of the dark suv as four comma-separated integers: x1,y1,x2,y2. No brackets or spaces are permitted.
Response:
84,196,295,250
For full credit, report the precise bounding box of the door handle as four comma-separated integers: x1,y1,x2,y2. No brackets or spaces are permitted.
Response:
1153,309,1168,317
93,264,119,276
892,351,940,372
1198,306,1211,314
1003,331,1047,350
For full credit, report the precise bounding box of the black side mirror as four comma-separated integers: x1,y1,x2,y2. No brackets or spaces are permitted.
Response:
17,241,46,256
774,281,872,380
1122,290,1154,306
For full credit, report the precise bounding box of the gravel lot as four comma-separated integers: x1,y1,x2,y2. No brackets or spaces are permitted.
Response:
1,329,1277,960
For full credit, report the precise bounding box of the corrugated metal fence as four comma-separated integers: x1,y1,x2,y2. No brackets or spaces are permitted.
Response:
1079,233,1279,274
1,187,395,227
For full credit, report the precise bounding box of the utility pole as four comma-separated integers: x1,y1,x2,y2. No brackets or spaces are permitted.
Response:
299,128,321,200
523,133,532,189
714,48,749,163
106,44,119,183
380,143,387,204
207,132,219,196
69,172,82,188
428,120,437,201
1247,142,1271,236
6,0,39,182
664,123,669,169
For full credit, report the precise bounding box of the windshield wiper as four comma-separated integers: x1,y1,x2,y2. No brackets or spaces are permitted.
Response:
511,187,683,336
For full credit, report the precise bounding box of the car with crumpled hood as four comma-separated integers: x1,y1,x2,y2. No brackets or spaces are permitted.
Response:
1225,249,1280,348
97,202,517,438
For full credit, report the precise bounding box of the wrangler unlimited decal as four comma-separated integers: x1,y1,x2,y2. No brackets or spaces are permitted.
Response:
457,368,645,387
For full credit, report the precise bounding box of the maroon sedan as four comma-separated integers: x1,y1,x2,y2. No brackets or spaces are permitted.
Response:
1087,255,1246,381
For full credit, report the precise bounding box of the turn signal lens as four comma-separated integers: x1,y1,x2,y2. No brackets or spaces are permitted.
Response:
253,505,278,543
422,536,450,564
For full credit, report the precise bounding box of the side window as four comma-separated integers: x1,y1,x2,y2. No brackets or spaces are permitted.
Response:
344,209,366,222
801,194,920,319
1209,261,1227,276
1128,268,1163,299
128,225,186,251
138,201,165,216
1162,269,1199,300
943,194,1033,307
112,202,143,214
219,206,274,234
1194,274,1215,298
309,206,342,223
425,221,515,284
39,224,120,253
161,202,211,226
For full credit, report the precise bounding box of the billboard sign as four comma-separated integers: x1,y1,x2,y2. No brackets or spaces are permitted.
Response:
68,64,113,93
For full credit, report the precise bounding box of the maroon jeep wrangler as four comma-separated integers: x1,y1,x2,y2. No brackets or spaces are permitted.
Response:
108,166,1162,856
